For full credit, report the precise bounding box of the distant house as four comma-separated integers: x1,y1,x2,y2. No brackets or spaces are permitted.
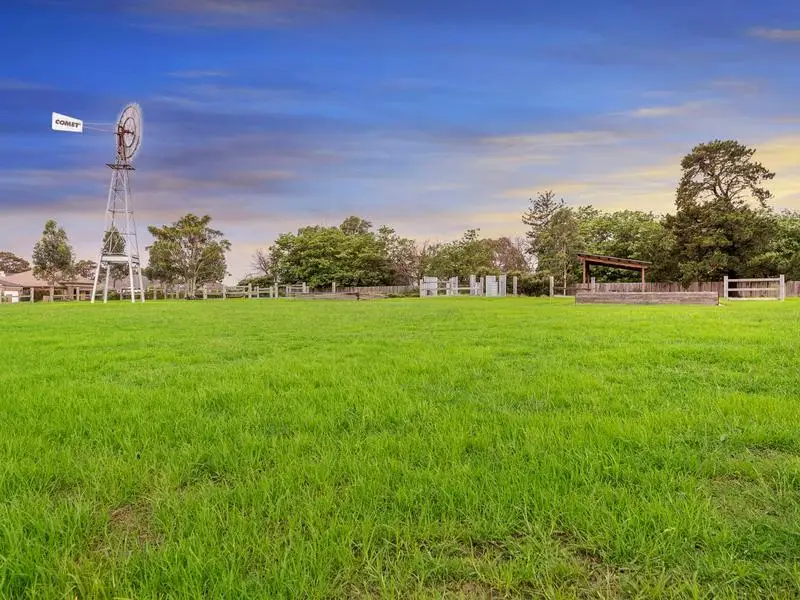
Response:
3,269,95,301
0,272,24,303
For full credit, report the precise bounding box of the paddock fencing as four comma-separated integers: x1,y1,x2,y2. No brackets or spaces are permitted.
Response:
567,280,800,298
4,279,799,303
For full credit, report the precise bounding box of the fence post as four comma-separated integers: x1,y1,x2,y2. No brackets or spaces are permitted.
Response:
723,275,729,300
549,275,555,297
512,276,518,296
779,274,785,301
222,285,226,300
591,276,596,293
202,285,208,300
248,283,252,299
332,281,337,294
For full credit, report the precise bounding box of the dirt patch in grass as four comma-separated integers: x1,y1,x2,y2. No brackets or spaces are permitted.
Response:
551,530,623,598
92,502,162,555
445,580,504,598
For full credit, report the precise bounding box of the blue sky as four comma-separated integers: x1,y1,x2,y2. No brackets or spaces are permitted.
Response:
2,0,800,279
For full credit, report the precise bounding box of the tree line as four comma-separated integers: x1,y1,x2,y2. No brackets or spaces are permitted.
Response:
2,138,798,297
1,215,230,299
245,139,799,291
522,139,800,292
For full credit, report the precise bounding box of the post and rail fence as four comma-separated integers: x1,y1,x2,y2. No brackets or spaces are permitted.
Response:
4,277,799,304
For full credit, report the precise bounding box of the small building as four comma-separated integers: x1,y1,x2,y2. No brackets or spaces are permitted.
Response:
0,272,24,303
576,253,652,287
3,269,95,301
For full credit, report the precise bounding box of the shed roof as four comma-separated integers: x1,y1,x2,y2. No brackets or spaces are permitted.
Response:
577,253,652,269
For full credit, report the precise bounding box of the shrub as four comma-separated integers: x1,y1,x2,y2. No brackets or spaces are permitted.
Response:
517,273,551,297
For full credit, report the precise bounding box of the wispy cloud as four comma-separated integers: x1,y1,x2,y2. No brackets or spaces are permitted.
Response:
628,101,711,118
0,79,51,91
710,79,761,94
482,131,628,148
168,70,229,79
749,27,800,42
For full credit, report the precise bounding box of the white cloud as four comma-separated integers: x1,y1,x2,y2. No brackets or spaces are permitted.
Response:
628,101,711,118
750,27,800,42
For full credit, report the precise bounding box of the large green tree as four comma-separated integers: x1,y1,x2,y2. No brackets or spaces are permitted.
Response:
536,207,584,294
521,192,586,291
146,214,230,298
484,237,531,274
0,251,30,275
32,219,74,299
666,139,775,283
73,259,97,280
425,229,495,279
265,218,391,288
749,210,800,280
522,189,565,268
376,226,423,285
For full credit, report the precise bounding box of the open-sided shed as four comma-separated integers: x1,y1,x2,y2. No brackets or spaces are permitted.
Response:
577,253,652,286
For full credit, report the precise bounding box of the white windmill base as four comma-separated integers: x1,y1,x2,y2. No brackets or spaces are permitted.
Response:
91,254,145,303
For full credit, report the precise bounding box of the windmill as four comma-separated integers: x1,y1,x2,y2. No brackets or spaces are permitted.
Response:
92,104,145,303
51,105,146,303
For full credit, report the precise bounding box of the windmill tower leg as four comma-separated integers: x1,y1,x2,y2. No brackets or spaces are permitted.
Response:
91,258,101,304
103,265,110,303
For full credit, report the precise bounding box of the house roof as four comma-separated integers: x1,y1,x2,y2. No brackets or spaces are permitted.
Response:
4,270,94,288
0,277,23,290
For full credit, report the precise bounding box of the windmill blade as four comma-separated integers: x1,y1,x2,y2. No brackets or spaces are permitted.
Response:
52,112,83,133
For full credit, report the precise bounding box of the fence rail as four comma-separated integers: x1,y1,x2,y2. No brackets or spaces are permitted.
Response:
4,279,800,304
339,285,416,295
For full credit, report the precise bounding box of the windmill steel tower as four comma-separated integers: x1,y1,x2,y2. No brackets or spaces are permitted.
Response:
91,103,145,303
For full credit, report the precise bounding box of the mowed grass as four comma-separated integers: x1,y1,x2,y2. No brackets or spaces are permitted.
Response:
1,297,799,599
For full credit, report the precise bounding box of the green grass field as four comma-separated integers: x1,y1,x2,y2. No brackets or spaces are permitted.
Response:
1,298,799,599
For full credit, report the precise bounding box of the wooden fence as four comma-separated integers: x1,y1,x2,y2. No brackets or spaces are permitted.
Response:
339,285,415,296
569,281,800,298
5,279,799,304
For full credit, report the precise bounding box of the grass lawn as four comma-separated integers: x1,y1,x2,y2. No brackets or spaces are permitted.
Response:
1,297,799,599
